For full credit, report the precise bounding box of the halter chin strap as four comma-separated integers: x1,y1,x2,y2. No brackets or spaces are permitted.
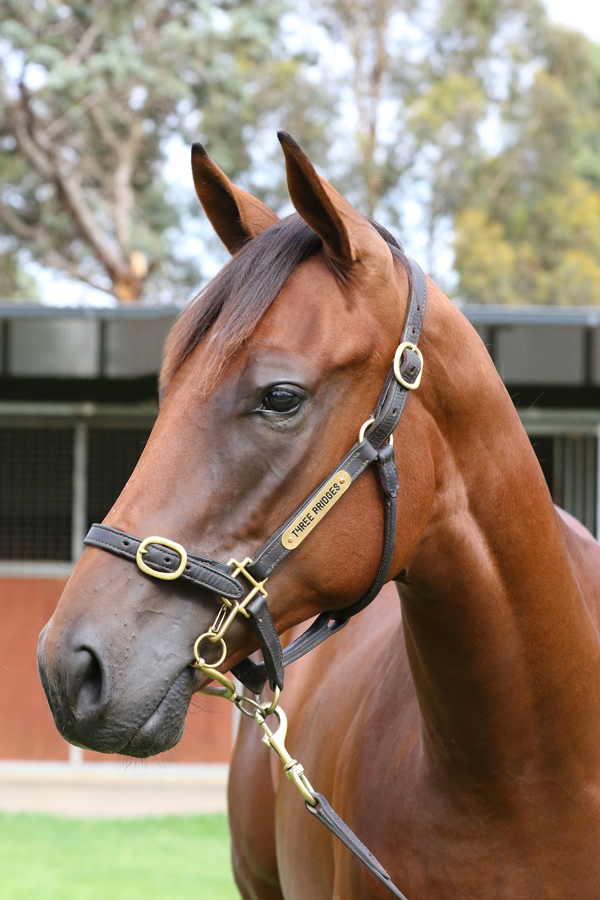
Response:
84,255,427,693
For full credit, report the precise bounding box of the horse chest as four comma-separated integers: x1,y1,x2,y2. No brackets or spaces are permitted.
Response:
252,612,600,900
271,732,600,899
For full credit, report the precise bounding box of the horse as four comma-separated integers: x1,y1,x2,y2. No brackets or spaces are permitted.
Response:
38,132,600,899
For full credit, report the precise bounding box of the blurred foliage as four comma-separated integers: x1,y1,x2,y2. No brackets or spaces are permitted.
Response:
308,0,600,303
0,0,327,302
0,246,39,300
1,0,600,305
450,22,600,304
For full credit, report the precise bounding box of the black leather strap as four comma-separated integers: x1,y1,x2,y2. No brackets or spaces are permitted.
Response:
274,612,349,667
84,524,245,602
229,656,271,695
231,613,349,690
243,595,284,691
233,442,399,691
247,440,378,582
306,794,409,900
333,442,398,620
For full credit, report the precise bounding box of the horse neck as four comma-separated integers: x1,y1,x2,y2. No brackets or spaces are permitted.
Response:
399,287,600,797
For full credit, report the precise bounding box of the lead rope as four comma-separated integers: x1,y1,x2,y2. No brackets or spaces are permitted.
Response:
192,664,409,900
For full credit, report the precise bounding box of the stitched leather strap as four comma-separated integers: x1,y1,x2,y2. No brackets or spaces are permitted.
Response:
232,443,399,691
333,442,398,620
306,794,409,900
247,440,378,582
272,612,350,668
84,524,245,602
243,595,284,691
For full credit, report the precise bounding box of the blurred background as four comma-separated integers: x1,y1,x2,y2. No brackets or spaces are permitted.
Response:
2,0,600,307
1,0,599,897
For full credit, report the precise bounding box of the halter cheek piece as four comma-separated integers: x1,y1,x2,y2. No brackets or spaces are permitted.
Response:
84,254,426,900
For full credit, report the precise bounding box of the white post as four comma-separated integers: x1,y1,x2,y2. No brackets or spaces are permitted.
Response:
68,744,84,765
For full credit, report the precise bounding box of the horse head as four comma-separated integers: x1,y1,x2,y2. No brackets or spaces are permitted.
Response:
37,134,435,757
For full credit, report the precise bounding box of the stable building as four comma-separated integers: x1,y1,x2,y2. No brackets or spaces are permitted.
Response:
0,304,231,765
1,302,599,765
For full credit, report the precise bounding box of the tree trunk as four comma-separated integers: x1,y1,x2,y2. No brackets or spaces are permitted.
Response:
113,275,144,303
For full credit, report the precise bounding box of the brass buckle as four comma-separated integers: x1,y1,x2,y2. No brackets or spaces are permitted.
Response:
136,536,187,580
393,341,424,390
358,417,393,447
191,557,268,676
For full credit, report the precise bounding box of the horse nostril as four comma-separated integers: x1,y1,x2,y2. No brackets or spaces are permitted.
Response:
68,647,105,719
81,651,103,708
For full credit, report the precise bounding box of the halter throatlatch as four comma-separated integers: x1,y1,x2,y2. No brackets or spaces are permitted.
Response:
83,253,426,900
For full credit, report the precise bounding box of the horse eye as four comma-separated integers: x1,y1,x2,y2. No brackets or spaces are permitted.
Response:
260,388,302,413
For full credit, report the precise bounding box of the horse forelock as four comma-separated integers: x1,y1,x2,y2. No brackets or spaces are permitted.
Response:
160,213,408,395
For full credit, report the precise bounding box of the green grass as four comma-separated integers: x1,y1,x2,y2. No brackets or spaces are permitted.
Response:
0,812,239,900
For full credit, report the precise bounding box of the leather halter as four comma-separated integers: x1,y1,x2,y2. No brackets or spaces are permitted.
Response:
83,251,426,900
84,254,427,692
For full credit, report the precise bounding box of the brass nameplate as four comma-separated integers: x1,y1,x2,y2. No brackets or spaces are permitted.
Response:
281,471,351,550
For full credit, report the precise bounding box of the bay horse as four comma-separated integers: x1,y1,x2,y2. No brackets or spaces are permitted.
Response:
38,133,600,899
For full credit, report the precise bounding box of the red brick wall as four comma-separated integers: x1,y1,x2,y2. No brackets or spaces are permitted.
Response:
0,577,232,762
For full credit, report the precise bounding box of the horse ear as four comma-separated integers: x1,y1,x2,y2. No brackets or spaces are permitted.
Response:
191,143,279,254
278,131,387,266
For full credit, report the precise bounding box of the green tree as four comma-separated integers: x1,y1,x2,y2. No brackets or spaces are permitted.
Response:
0,0,320,302
311,0,419,220
306,0,600,303
0,246,39,301
455,26,600,304
307,0,550,286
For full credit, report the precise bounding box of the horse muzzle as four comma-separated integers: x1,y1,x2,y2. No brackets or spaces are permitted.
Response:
37,618,195,758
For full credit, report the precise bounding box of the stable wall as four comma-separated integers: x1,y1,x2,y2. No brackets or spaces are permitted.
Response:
0,576,232,763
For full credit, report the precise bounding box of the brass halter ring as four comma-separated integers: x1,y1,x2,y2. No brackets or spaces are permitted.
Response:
190,557,268,684
358,417,394,447
192,632,227,669
393,341,424,390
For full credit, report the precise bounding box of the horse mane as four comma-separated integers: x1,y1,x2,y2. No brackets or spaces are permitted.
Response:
160,213,408,393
